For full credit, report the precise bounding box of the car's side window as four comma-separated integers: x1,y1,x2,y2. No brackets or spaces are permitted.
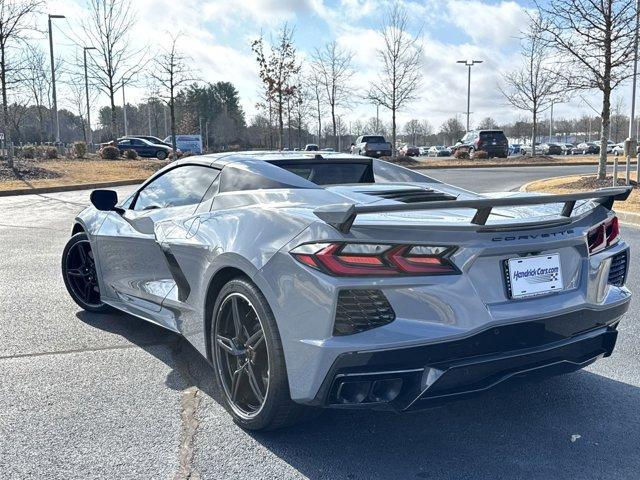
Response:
133,165,220,211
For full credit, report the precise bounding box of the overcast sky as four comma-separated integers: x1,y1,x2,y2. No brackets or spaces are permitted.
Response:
40,0,629,131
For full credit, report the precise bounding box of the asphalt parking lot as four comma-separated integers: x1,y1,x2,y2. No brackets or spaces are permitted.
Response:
1,166,639,480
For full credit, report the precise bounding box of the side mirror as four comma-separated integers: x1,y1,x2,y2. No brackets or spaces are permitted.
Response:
90,189,121,213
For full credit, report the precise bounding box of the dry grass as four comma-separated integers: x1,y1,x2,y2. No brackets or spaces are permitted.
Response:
0,158,167,192
524,174,640,214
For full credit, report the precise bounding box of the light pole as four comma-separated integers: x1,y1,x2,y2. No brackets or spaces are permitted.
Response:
626,0,640,185
549,100,554,142
457,59,482,131
83,47,96,146
48,14,65,144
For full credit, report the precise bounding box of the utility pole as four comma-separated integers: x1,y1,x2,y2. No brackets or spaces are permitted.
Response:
147,100,152,135
376,102,379,133
122,80,128,136
457,59,483,131
48,14,65,144
83,47,96,146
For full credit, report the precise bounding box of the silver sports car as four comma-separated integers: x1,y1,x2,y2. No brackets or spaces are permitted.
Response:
61,151,632,430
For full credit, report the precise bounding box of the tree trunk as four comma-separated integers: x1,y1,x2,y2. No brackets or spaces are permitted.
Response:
391,107,396,158
598,87,611,180
531,110,537,157
331,102,337,151
170,95,177,158
109,88,118,142
1,47,13,168
277,92,283,149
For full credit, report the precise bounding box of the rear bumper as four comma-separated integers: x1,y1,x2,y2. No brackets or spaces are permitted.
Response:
308,301,628,410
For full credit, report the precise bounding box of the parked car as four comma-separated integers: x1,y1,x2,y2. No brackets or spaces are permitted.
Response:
508,144,522,155
454,130,508,158
124,135,172,148
427,145,451,157
418,146,429,156
594,140,615,154
539,143,563,155
400,145,420,156
354,135,393,158
560,143,575,155
520,143,540,155
62,151,632,430
304,144,319,151
117,137,172,160
612,143,625,156
572,142,600,155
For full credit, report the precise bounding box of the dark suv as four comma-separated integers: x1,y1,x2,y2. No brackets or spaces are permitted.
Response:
455,130,509,158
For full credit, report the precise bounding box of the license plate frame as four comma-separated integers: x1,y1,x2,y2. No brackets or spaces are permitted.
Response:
506,253,563,299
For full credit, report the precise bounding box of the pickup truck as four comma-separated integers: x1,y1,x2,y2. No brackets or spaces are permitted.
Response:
354,135,392,158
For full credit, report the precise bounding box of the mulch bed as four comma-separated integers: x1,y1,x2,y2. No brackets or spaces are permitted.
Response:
0,159,62,182
562,176,638,190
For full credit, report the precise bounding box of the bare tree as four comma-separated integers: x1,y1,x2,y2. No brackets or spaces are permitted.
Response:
477,117,499,130
80,0,144,141
500,20,561,156
367,2,423,156
311,41,354,150
0,0,43,166
306,68,325,146
292,78,310,148
19,45,53,143
440,116,465,146
150,34,196,158
252,24,300,150
404,119,422,145
535,0,637,178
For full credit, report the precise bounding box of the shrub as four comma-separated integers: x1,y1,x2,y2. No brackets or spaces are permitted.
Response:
45,147,58,159
473,150,489,159
73,141,87,159
21,145,36,159
124,149,138,160
100,145,120,160
453,149,470,159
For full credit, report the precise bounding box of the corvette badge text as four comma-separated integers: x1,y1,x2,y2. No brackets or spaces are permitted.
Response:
491,229,575,242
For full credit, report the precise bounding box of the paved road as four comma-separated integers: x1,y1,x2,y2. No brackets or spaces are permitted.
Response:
1,168,639,479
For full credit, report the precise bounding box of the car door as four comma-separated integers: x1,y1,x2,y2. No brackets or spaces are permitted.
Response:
130,138,150,157
117,139,131,154
94,164,221,319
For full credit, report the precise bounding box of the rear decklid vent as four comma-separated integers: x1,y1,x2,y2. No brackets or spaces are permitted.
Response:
362,187,457,204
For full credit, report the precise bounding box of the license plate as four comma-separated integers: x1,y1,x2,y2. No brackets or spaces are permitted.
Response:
377,151,381,154
507,253,563,298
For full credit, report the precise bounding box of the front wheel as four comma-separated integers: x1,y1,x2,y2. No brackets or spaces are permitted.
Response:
61,233,110,313
211,278,317,430
156,150,167,160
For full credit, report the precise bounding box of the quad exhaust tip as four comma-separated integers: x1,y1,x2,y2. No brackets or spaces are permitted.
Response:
335,378,403,404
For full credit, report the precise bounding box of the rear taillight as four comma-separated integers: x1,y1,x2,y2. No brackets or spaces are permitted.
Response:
587,216,619,254
290,243,458,276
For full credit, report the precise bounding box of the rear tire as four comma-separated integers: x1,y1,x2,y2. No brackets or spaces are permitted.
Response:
61,233,110,313
210,278,318,431
156,150,167,160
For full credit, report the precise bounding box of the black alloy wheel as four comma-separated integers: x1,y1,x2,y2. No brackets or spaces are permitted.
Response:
214,292,270,420
62,233,110,313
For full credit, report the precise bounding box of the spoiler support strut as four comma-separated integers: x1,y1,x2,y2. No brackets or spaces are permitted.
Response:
313,187,632,233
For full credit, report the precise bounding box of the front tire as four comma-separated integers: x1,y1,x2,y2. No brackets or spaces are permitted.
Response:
61,233,110,313
210,278,316,430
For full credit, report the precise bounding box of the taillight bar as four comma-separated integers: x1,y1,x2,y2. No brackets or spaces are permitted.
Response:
588,216,619,254
290,242,459,277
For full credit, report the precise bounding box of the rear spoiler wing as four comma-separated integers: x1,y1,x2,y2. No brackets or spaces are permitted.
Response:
314,186,632,233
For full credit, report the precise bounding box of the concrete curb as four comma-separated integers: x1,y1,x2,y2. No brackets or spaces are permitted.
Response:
410,161,614,170
0,178,145,197
519,175,640,227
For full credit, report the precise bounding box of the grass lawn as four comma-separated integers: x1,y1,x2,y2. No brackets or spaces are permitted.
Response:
0,157,168,192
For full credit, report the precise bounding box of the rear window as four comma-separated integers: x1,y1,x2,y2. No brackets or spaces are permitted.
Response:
361,136,386,143
275,161,374,185
479,131,507,142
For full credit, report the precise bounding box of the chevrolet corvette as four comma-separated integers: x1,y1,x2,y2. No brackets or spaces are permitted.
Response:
61,152,632,430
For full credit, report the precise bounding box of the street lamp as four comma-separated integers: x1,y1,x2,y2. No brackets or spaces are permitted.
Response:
625,0,640,185
48,14,65,144
456,59,483,131
83,47,97,146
